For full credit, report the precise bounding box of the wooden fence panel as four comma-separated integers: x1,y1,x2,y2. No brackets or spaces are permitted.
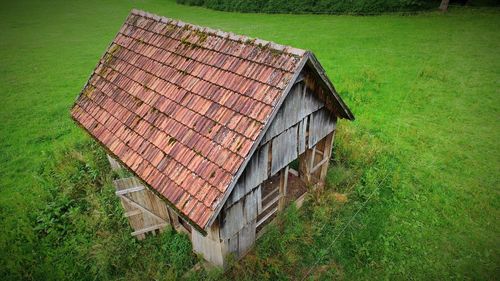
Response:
113,176,171,239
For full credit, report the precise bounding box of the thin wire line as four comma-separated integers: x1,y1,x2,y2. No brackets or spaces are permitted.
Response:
300,66,419,280
301,171,391,280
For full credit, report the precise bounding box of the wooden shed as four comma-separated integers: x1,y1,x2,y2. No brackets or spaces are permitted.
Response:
71,9,354,267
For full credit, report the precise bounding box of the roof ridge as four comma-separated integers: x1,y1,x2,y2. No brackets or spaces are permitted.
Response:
130,9,306,57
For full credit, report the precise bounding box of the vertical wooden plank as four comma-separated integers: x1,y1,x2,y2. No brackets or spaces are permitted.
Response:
134,188,152,231
243,188,259,224
298,118,307,155
310,146,316,172
299,147,313,186
257,185,262,213
220,200,244,239
152,193,170,223
309,108,337,148
319,131,335,181
226,234,239,256
226,142,268,206
237,219,256,257
278,166,289,211
191,224,224,267
301,84,324,118
221,186,260,241
271,127,297,175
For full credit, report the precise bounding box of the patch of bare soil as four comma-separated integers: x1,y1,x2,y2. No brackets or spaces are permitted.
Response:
332,192,348,203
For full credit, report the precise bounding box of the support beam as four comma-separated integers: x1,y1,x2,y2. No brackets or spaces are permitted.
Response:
319,131,335,182
262,195,280,213
261,187,279,205
124,209,142,218
278,166,289,211
131,223,168,236
115,185,144,195
311,157,329,173
310,146,316,171
119,194,167,223
256,206,278,228
299,146,314,185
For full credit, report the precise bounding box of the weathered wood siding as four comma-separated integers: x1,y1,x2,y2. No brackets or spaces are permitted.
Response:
219,187,260,259
192,223,224,266
226,81,329,206
226,81,336,207
262,82,323,144
218,76,338,260
220,187,260,240
271,126,297,175
309,107,337,148
226,144,268,207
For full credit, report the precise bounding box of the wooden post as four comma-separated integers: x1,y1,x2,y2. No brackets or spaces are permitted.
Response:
299,148,313,185
319,131,335,182
278,166,289,211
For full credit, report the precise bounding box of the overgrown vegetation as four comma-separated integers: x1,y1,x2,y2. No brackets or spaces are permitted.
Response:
176,0,439,15
1,0,499,280
8,140,196,280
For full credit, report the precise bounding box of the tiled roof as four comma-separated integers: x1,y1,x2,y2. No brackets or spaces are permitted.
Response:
71,9,307,229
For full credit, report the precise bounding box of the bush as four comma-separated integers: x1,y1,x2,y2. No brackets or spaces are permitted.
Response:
176,0,439,15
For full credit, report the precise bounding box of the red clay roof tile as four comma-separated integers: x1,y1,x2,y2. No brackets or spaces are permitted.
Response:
71,9,306,230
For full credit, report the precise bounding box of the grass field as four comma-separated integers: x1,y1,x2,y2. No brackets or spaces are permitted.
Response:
1,0,499,280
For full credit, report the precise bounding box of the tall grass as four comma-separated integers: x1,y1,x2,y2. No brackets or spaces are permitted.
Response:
4,140,196,280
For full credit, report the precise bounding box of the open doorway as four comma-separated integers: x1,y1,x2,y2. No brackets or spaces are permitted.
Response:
255,165,308,234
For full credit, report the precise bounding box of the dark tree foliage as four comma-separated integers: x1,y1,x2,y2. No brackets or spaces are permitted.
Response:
176,0,440,15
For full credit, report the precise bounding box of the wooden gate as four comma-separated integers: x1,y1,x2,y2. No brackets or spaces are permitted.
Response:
108,155,171,239
114,177,171,239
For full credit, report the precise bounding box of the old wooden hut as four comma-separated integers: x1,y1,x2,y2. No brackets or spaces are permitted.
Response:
71,9,354,267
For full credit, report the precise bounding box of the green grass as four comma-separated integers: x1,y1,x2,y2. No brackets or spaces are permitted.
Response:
1,0,499,280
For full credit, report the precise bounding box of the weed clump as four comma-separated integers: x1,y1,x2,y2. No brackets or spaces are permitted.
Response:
30,140,196,280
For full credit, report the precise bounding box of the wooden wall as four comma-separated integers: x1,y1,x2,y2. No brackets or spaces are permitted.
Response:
226,80,335,207
192,221,224,266
216,70,338,261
